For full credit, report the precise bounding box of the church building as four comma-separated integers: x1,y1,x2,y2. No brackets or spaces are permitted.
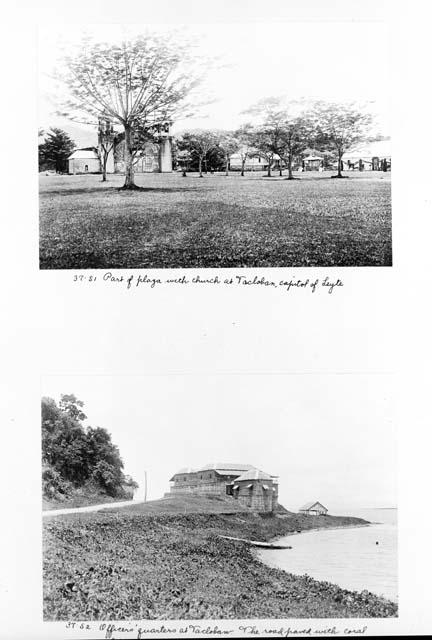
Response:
67,119,173,175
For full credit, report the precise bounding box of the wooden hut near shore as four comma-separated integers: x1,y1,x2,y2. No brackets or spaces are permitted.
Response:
299,501,328,516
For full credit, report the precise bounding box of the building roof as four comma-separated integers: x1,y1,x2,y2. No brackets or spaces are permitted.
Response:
229,153,261,163
304,155,323,161
197,463,253,473
170,463,276,482
68,148,99,160
234,468,273,482
171,467,196,476
299,501,327,511
229,153,281,162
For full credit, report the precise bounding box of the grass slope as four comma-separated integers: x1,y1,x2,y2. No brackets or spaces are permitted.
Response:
43,490,133,511
43,502,397,620
39,172,392,269
107,494,289,516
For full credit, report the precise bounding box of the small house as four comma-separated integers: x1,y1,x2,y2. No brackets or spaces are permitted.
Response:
299,501,328,516
303,155,324,171
67,148,101,174
229,152,282,172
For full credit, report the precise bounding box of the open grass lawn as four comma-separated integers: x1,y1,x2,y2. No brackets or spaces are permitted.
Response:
39,171,391,269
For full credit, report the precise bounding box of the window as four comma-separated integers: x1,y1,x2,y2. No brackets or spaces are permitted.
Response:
84,164,88,172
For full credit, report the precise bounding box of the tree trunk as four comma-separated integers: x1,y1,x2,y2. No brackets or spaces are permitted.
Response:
279,159,283,177
199,157,203,177
241,158,245,176
267,162,272,177
287,152,293,180
225,153,229,177
337,151,343,178
122,125,136,189
102,155,107,182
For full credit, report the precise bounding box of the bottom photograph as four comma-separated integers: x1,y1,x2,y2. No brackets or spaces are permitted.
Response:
41,374,397,621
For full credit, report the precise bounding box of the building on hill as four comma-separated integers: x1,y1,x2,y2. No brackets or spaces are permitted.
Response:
169,463,279,512
299,501,328,516
230,467,278,512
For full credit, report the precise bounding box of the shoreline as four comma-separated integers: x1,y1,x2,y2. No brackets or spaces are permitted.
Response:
267,521,371,545
43,509,397,620
254,520,396,604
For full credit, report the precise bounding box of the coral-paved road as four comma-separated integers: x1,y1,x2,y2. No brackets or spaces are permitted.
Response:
42,498,146,517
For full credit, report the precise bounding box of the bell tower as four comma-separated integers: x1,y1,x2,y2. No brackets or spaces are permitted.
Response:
157,122,173,173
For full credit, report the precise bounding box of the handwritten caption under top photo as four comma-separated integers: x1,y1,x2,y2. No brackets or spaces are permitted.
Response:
71,273,344,295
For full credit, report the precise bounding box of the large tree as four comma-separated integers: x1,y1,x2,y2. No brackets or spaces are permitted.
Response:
177,129,219,177
58,34,203,189
234,124,256,176
41,395,136,497
243,98,287,177
278,114,314,180
311,101,373,178
216,131,240,176
248,125,280,177
176,149,192,176
38,128,76,173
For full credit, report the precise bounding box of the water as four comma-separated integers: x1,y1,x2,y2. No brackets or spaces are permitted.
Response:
256,508,397,602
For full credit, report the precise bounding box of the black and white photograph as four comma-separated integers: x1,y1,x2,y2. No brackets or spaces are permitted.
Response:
3,0,432,638
42,374,397,621
38,21,391,270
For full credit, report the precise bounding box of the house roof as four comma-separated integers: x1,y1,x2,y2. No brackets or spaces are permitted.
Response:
68,148,99,160
234,468,273,482
171,467,196,477
215,469,249,476
170,463,275,482
197,463,253,473
299,501,327,511
229,153,281,162
229,153,262,163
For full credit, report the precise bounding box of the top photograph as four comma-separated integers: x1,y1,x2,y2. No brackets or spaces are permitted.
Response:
38,22,391,270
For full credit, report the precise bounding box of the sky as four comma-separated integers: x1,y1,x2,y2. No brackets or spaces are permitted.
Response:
38,21,391,148
41,374,396,513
